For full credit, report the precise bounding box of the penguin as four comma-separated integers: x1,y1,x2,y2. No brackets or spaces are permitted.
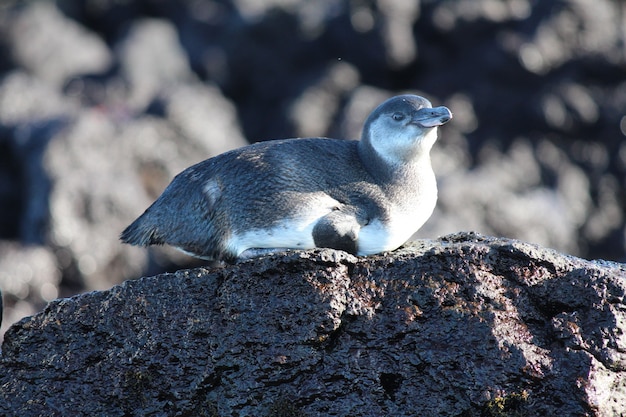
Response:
120,94,452,263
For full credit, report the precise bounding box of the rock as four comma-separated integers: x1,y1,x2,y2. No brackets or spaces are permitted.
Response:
0,72,79,245
158,81,249,154
116,18,196,110
289,61,360,138
0,71,247,296
1,0,626,366
376,0,420,68
1,232,624,416
0,71,78,126
426,138,594,256
5,2,112,89
0,242,60,345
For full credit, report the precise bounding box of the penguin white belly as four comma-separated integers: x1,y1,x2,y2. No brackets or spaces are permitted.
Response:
229,221,318,255
356,219,399,255
356,218,412,255
357,198,436,256
228,193,437,257
226,193,339,256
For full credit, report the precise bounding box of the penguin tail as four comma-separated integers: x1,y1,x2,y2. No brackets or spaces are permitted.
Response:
120,214,165,247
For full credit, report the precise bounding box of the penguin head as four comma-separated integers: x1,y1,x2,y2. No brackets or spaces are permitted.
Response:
361,95,452,165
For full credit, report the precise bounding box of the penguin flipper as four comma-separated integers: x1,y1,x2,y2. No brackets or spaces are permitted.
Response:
312,210,361,255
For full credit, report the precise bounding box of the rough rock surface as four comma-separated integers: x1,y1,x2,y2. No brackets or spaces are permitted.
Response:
1,0,625,343
1,233,624,417
0,242,60,340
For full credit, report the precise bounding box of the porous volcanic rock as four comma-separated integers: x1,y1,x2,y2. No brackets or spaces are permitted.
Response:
1,0,626,344
1,232,624,416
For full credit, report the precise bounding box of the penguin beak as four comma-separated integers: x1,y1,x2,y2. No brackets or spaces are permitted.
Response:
411,106,453,128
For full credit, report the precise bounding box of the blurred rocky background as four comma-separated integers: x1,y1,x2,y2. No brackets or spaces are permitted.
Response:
0,0,624,341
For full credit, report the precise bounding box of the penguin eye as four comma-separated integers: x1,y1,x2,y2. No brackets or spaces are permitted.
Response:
392,112,405,121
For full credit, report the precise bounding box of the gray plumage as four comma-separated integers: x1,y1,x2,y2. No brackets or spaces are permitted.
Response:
121,95,452,263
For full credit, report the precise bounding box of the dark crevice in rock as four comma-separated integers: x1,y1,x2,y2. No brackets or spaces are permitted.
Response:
379,372,403,401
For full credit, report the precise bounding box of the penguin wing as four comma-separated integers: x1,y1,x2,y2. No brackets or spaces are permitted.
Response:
312,208,361,254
